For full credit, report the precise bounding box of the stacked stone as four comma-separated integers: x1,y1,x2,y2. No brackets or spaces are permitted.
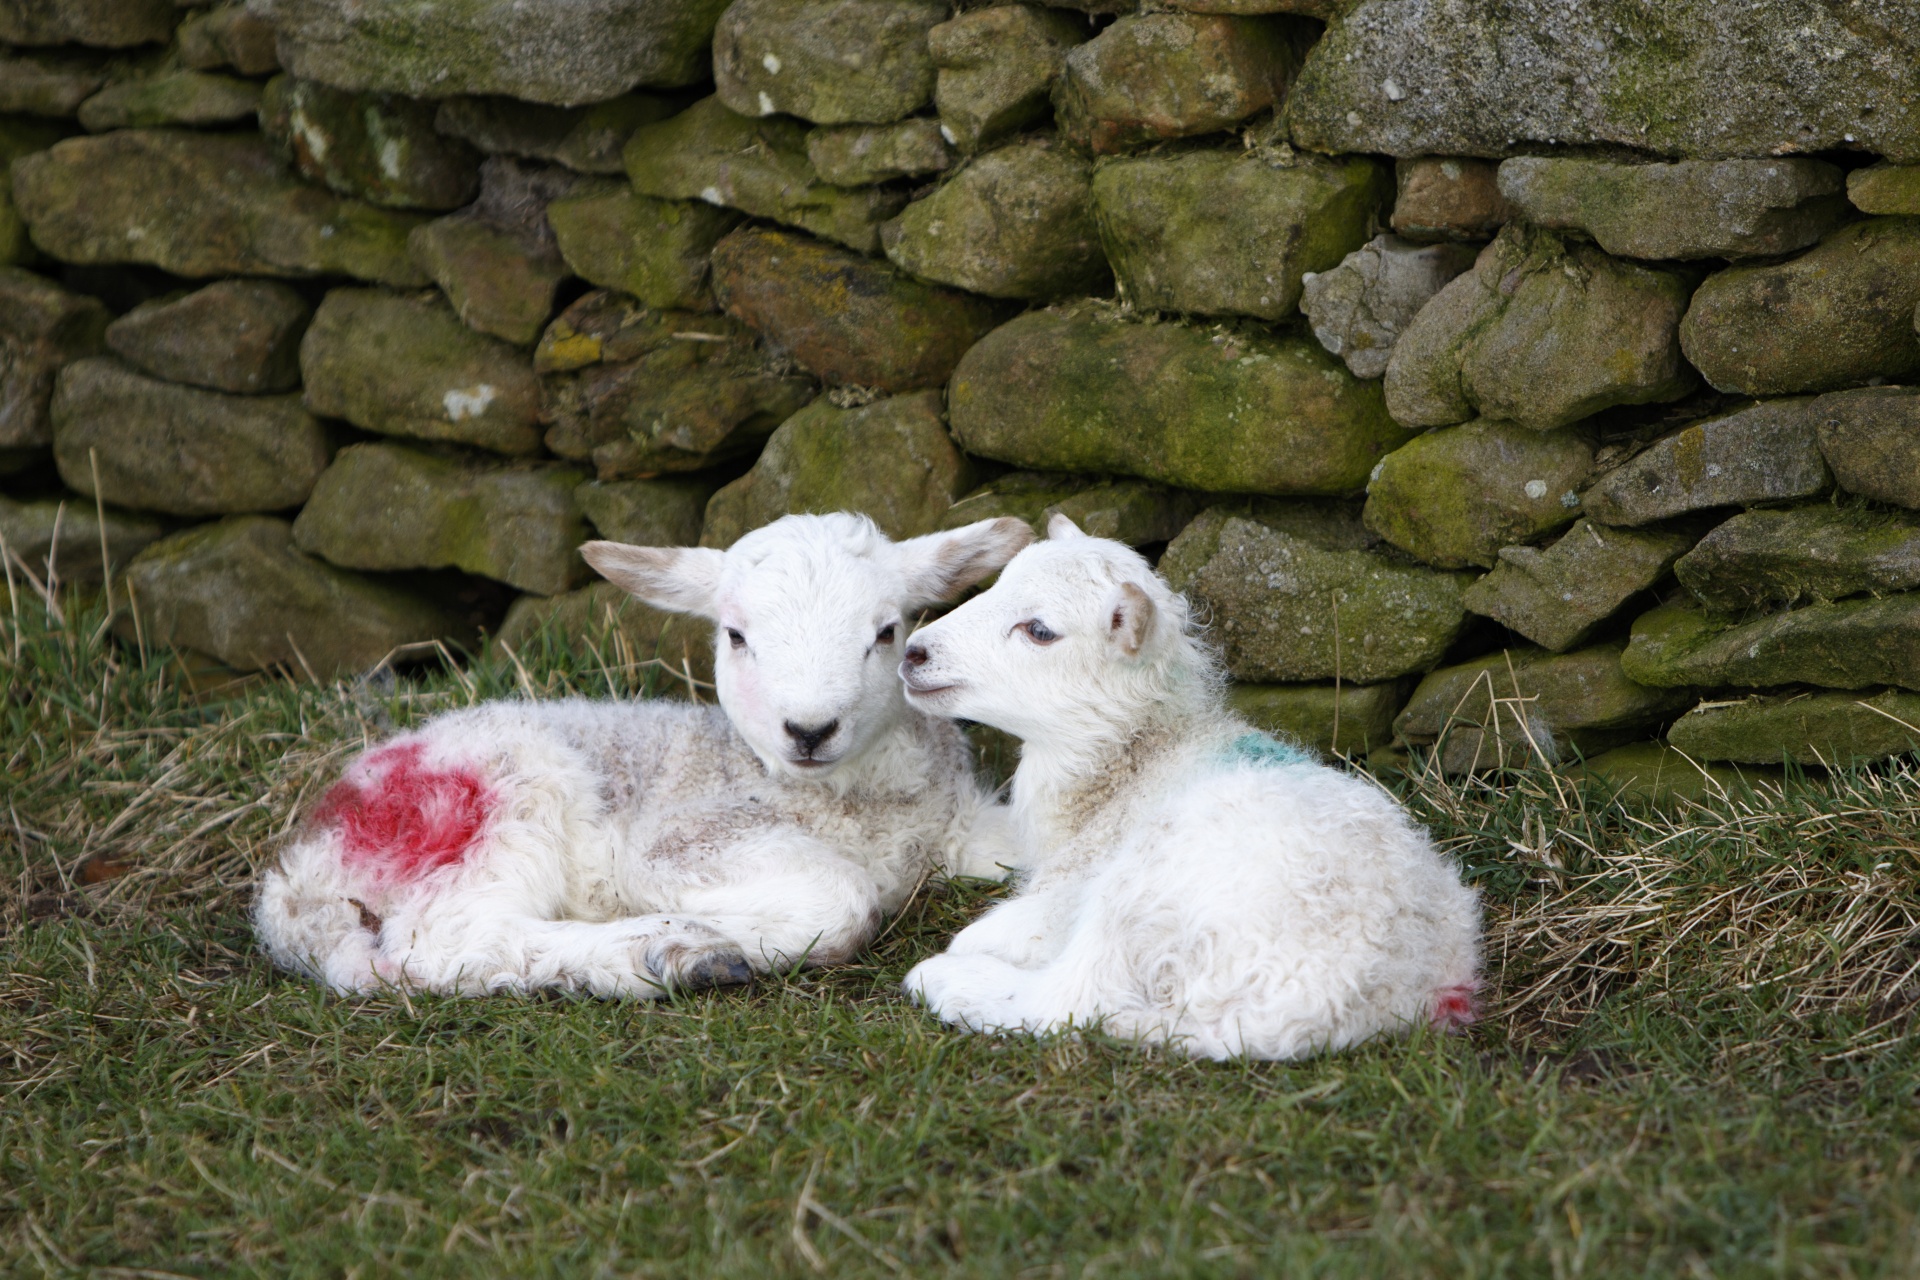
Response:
2,0,1916,776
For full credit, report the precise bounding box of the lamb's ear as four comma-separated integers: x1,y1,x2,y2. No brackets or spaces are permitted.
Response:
1046,512,1085,541
1108,581,1157,657
895,517,1033,605
579,541,725,617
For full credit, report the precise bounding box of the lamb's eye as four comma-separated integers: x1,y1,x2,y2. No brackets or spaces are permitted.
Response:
1018,620,1060,645
876,623,897,645
726,628,746,650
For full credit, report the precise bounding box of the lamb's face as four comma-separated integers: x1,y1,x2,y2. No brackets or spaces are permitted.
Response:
706,533,912,776
582,513,1032,781
899,518,1168,742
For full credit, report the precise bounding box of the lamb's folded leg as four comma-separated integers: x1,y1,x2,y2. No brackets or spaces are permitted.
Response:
904,951,1073,1034
942,798,1023,882
644,828,885,973
371,897,754,997
938,889,1067,966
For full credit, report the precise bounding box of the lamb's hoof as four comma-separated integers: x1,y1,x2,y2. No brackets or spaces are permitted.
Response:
644,935,753,991
682,952,754,989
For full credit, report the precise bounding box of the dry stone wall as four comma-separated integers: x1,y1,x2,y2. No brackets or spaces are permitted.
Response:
5,0,1920,780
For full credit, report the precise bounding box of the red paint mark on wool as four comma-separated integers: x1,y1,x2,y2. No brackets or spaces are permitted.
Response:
314,741,495,881
1431,983,1481,1030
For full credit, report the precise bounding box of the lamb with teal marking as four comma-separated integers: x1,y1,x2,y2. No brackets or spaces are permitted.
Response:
898,515,1481,1060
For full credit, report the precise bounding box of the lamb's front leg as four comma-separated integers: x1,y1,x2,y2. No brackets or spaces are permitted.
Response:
371,896,754,998
940,888,1069,966
644,828,885,973
942,799,1023,882
904,888,1074,1028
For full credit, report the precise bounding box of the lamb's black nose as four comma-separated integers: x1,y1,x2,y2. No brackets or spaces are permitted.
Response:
902,643,929,668
784,720,839,756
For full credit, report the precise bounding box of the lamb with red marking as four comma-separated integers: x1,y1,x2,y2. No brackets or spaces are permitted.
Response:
254,513,1032,997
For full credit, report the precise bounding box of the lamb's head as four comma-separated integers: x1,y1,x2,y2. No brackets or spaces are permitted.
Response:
582,513,1031,780
899,515,1210,744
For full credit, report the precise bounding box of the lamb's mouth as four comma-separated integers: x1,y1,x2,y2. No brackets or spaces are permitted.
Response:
900,677,959,698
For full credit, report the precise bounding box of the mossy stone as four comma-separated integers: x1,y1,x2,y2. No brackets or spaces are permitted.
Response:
11,130,430,285
493,580,714,692
408,213,569,348
1285,0,1920,162
939,472,1200,547
1566,742,1771,809
1384,223,1697,432
52,357,331,517
300,288,543,455
410,156,580,347
1622,595,1920,693
575,477,713,548
547,184,737,313
292,442,591,595
1674,507,1920,612
119,515,466,678
710,225,1004,394
1463,518,1698,653
435,95,682,175
535,292,815,479
0,493,166,585
251,0,731,106
950,305,1411,495
1363,420,1593,570
1496,157,1848,260
700,391,972,548
881,135,1107,301
713,0,945,126
0,49,120,116
805,119,952,187
1391,157,1509,242
1583,399,1830,527
261,75,481,212
1093,150,1390,321
1054,12,1305,155
0,0,174,48
0,117,65,265
177,5,281,78
1812,387,1920,511
105,280,311,395
534,290,735,374
1679,219,1920,397
624,96,906,254
1228,680,1407,757
1160,507,1474,682
929,4,1086,154
0,266,109,449
1395,642,1690,773
1848,165,1920,217
1301,234,1478,380
1667,689,1920,765
76,71,262,132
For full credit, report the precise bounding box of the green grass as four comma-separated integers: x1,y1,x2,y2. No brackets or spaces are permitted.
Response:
4,590,1920,1278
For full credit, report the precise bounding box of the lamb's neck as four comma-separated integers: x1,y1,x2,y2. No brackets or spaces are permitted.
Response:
813,707,945,799
1010,707,1231,847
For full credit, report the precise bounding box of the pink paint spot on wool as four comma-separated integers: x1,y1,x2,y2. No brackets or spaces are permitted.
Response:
314,741,495,881
1431,982,1481,1031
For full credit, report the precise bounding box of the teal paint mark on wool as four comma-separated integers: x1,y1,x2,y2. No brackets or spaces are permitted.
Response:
1228,732,1315,769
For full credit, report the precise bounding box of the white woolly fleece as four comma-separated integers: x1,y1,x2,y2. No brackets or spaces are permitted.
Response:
254,513,1032,998
899,516,1482,1060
